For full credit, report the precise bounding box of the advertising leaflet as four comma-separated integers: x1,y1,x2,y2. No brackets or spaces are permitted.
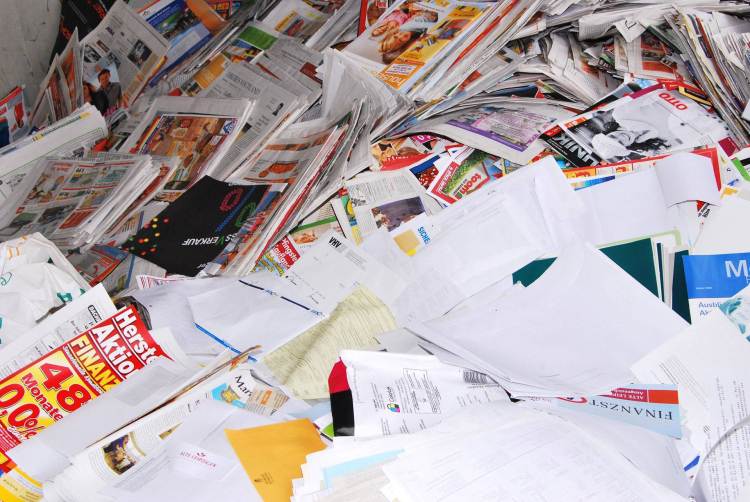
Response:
359,0,394,34
205,183,285,275
139,0,226,86
553,384,681,438
68,244,166,296
0,306,170,452
411,99,573,164
336,169,441,244
721,285,750,337
0,285,116,380
542,83,735,167
427,147,514,204
378,2,484,91
123,176,271,276
345,0,491,92
30,33,79,129
222,22,278,63
683,252,750,322
0,88,29,148
263,0,329,41
256,202,343,275
136,274,189,289
370,134,451,171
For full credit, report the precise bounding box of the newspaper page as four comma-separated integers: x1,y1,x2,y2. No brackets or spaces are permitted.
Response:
120,96,252,191
100,201,168,248
60,31,84,113
81,0,170,120
210,112,353,275
625,31,684,80
414,1,544,103
305,0,360,51
232,115,347,187
243,113,355,247
0,306,174,453
201,62,302,179
95,153,179,218
255,50,323,104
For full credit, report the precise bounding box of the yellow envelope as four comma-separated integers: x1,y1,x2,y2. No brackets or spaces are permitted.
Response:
226,419,326,501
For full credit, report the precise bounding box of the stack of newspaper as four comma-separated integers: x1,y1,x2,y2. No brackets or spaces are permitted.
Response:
0,155,160,249
3,0,750,501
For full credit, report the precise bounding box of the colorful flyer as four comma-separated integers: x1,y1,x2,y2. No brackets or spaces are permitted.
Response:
0,307,169,452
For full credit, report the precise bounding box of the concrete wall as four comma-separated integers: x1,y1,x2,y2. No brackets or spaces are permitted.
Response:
0,0,61,102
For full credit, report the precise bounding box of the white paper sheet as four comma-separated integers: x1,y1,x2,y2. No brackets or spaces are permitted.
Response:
695,195,750,254
632,308,750,501
341,350,508,437
411,243,687,396
577,169,674,245
187,278,324,356
381,402,686,502
655,151,721,206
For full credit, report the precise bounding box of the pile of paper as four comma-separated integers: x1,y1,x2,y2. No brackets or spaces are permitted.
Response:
3,0,750,501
